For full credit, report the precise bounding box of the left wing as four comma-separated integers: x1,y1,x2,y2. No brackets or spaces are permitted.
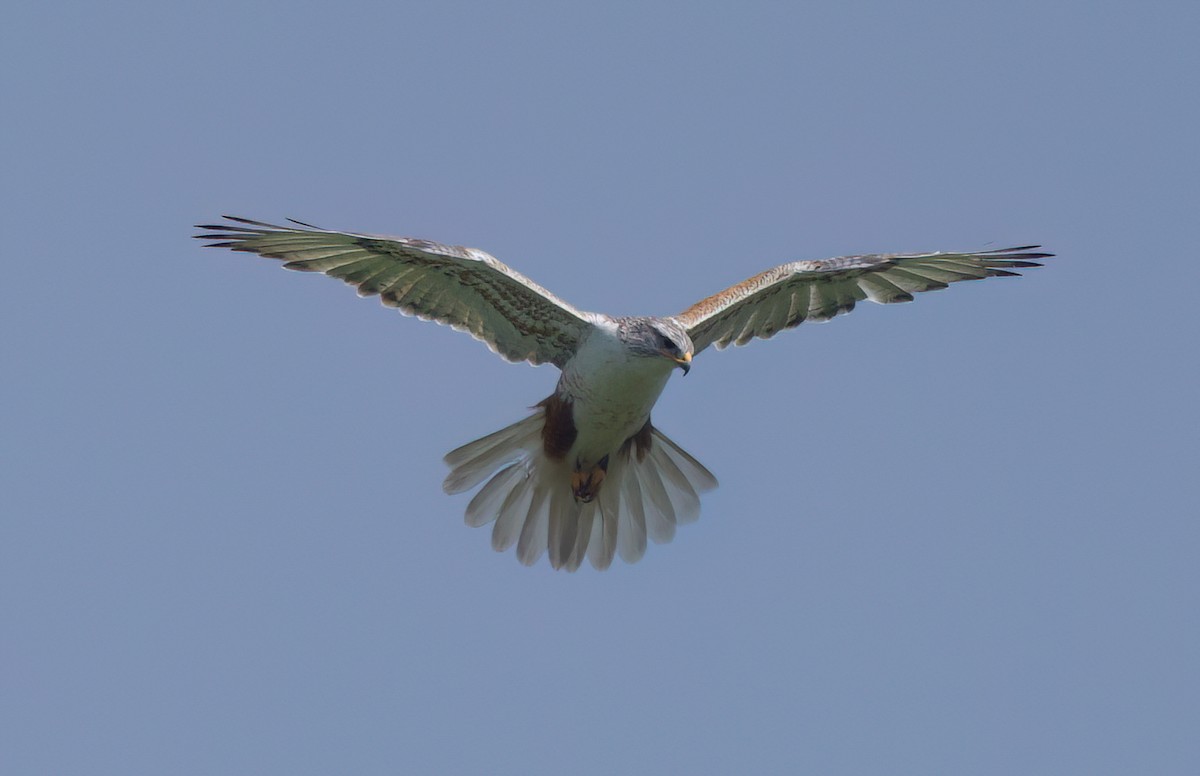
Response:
672,246,1051,353
195,216,599,367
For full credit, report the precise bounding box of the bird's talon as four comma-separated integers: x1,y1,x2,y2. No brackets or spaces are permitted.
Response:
571,466,606,502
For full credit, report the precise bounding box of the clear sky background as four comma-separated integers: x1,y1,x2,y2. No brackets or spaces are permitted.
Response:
4,1,1198,773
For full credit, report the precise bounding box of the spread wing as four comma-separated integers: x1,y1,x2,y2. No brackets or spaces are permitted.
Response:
673,246,1051,353
195,216,600,367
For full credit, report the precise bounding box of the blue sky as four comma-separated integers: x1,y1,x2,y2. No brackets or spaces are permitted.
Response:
4,1,1198,773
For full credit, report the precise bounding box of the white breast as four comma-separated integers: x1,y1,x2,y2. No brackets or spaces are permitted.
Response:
557,323,675,467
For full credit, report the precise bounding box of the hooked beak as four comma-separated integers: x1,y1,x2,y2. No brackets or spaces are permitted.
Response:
659,349,692,375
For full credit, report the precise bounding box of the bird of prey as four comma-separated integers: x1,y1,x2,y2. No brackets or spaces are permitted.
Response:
196,216,1049,571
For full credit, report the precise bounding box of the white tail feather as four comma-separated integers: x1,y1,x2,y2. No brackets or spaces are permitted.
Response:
592,453,624,570
490,474,533,552
516,484,551,566
464,461,525,527
548,485,582,570
647,428,718,525
618,468,647,564
445,412,718,570
636,462,677,544
443,413,542,494
562,502,596,572
653,428,719,492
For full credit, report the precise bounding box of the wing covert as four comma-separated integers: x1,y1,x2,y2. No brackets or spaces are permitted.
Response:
195,216,598,367
672,246,1051,353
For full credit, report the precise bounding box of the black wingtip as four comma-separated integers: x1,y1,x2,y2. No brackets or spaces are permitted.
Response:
985,244,1042,253
978,245,1054,260
194,215,323,246
220,215,272,227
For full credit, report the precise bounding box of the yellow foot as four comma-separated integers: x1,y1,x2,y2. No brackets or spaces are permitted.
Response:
571,465,607,503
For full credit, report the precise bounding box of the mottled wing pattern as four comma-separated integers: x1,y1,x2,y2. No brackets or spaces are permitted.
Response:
195,217,598,367
673,247,1051,353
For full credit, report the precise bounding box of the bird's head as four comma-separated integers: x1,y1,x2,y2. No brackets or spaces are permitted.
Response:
622,317,694,375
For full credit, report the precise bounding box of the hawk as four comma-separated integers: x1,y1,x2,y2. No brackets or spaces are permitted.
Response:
196,216,1050,571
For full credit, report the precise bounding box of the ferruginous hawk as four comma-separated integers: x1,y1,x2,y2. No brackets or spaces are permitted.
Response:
195,217,1050,571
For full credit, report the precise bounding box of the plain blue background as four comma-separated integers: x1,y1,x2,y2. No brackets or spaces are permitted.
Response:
4,1,1198,773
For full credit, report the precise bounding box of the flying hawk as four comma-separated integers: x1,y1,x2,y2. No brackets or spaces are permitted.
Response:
196,216,1049,571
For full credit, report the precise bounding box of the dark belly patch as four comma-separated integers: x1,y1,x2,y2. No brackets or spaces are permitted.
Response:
623,417,653,462
537,393,577,461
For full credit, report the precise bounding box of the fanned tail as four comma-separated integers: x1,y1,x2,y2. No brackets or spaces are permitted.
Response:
444,413,717,571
